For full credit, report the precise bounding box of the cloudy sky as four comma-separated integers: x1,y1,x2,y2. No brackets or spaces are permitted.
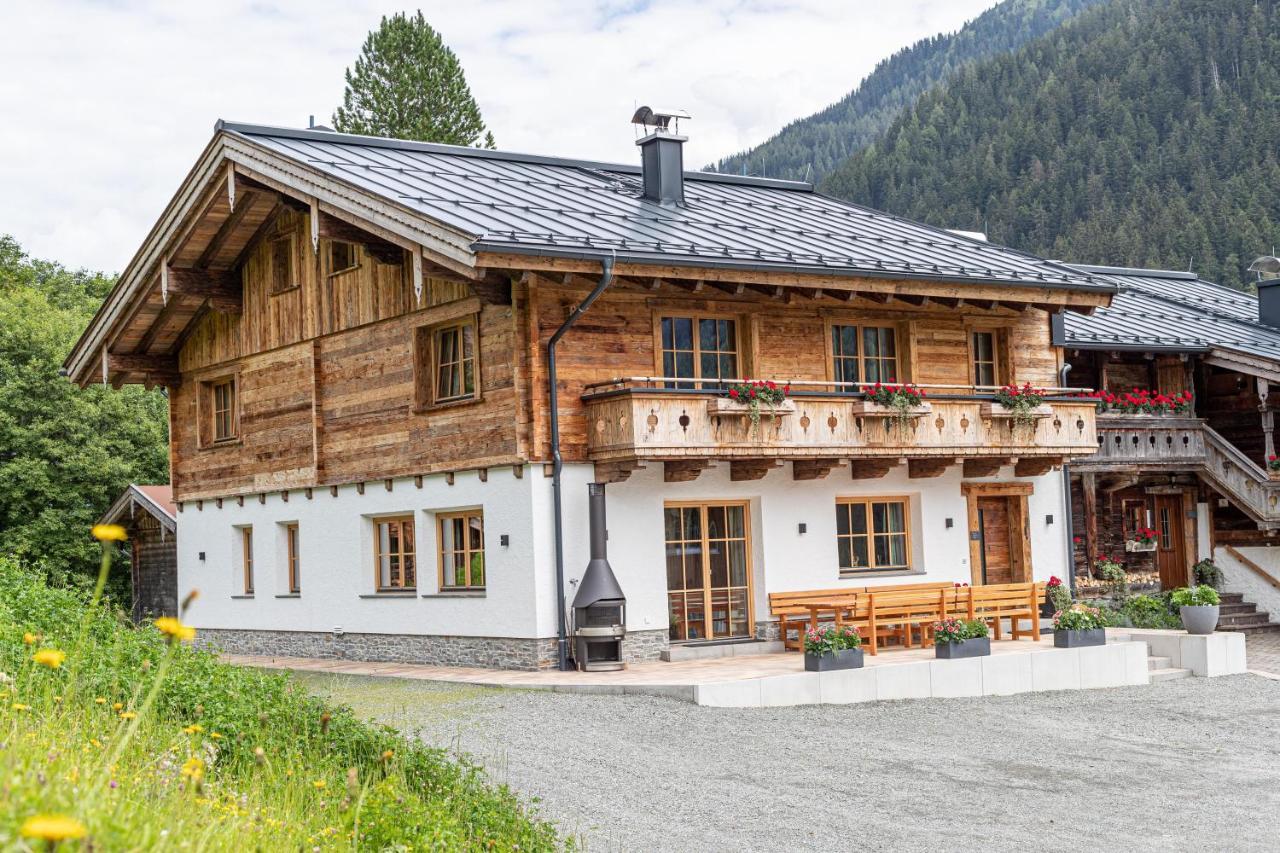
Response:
0,0,997,273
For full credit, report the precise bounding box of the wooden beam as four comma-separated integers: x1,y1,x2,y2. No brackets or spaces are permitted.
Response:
107,353,178,374
908,458,955,478
1081,471,1098,576
707,280,746,296
166,267,242,314
895,294,926,306
849,458,899,479
317,212,405,264
730,459,782,481
664,460,711,483
962,457,1013,478
1014,457,1062,477
594,460,645,484
469,272,513,305
792,459,845,481
195,189,258,269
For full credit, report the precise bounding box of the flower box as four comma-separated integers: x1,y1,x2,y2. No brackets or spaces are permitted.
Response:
978,402,1054,421
848,400,932,418
706,398,796,418
1124,540,1157,553
1053,628,1105,648
934,637,991,659
1269,470,1280,481
804,647,865,672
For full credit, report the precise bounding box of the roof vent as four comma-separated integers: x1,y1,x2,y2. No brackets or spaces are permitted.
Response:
631,106,690,207
1250,255,1280,327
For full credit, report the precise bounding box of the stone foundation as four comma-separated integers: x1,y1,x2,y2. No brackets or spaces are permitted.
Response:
755,620,781,641
199,626,668,671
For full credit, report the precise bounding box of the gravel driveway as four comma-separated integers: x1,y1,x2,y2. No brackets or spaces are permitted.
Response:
299,673,1280,852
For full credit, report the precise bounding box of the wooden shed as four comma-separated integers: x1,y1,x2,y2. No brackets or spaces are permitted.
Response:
100,485,178,621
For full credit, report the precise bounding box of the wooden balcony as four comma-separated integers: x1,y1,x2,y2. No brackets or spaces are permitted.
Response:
1074,415,1208,472
582,379,1098,481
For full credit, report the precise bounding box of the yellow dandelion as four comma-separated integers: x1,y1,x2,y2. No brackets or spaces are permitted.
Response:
20,814,86,842
183,723,204,735
22,632,40,645
312,780,326,790
94,697,106,704
119,711,137,720
181,756,204,780
153,616,197,642
91,523,127,542
381,749,394,761
112,702,123,711
12,702,29,711
210,731,223,740
53,696,62,703
33,648,66,669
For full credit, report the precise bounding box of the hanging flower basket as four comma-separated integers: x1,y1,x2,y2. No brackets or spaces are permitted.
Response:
712,380,792,437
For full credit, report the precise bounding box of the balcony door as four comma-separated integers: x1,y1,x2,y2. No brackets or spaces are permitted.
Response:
1154,493,1189,589
664,502,753,642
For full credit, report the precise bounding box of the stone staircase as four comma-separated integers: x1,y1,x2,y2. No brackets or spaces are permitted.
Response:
1216,592,1280,634
1146,653,1191,683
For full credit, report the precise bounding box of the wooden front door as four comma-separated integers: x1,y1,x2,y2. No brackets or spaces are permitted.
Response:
977,496,1013,585
664,502,753,642
1154,493,1188,589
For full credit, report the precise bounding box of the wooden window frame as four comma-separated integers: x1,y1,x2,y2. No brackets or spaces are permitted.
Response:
286,523,300,594
653,312,744,388
437,510,485,592
326,239,360,277
196,369,241,448
663,499,755,642
965,322,1012,390
825,322,902,388
269,233,299,295
834,496,913,575
374,515,417,592
241,526,254,595
413,314,481,411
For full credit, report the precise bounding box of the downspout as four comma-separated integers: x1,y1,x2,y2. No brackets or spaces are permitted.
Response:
548,255,615,671
1059,361,1077,597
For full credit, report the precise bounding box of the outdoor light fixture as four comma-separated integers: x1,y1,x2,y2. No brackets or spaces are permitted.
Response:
198,552,205,561
797,523,807,534
945,518,954,529
1046,514,1054,525
500,534,510,547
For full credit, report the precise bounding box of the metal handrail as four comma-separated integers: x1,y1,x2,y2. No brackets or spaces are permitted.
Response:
581,375,1093,395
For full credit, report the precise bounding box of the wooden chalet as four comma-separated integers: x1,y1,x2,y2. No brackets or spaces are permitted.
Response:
67,115,1113,669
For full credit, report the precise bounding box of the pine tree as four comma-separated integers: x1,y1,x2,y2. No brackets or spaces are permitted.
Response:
333,12,494,148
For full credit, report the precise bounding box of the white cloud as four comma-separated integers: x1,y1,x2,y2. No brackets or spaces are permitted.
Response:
0,0,997,272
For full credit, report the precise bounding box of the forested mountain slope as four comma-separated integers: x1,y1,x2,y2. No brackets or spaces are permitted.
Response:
708,0,1107,182
821,0,1280,290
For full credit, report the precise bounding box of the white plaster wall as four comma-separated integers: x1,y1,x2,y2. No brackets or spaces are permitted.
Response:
177,467,539,638
554,462,1069,636
1215,545,1280,621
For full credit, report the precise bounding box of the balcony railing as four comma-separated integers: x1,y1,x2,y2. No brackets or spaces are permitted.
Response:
1074,414,1208,471
581,378,1099,463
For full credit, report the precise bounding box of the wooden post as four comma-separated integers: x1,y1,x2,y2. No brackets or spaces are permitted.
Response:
1258,377,1274,462
1081,472,1098,578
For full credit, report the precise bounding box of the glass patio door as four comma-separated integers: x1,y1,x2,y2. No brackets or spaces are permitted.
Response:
664,502,752,642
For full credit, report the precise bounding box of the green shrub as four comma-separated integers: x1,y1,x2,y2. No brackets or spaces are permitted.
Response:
1192,559,1224,589
1120,593,1181,629
1171,585,1221,607
1053,604,1106,631
0,555,564,849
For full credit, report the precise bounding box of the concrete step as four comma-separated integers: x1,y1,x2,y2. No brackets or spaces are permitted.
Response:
1219,602,1260,616
1147,655,1172,671
1219,611,1272,628
661,639,784,662
1226,622,1280,635
1150,667,1193,683
1219,592,1246,604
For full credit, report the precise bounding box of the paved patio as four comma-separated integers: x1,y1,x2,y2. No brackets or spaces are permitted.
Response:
1246,632,1280,676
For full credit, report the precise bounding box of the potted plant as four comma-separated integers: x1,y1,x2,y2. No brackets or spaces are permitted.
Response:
1125,528,1157,553
986,382,1052,428
1172,585,1221,635
1269,455,1280,480
1084,388,1194,416
1042,575,1072,620
856,382,930,432
709,379,794,434
933,617,991,659
1094,554,1129,597
1052,603,1107,648
803,625,864,672
1192,558,1223,590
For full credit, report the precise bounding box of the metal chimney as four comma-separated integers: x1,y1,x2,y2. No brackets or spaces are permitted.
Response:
632,106,690,207
1250,256,1280,328
571,483,626,670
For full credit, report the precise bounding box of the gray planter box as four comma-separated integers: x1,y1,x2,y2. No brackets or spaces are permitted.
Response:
1054,628,1106,648
804,647,864,672
935,637,991,659
1180,604,1220,635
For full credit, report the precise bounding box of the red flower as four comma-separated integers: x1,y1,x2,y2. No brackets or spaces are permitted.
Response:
748,388,757,398
729,389,739,399
1048,576,1062,587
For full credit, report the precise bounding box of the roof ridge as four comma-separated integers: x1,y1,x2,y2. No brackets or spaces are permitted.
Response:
216,120,815,192
1066,263,1198,280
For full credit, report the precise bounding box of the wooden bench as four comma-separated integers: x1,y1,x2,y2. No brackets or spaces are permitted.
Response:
963,581,1046,640
769,581,951,651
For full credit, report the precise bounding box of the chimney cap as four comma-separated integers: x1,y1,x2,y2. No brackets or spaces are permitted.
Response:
631,106,690,135
1250,255,1280,278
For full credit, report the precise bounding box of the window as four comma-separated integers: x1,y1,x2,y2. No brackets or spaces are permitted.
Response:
211,379,237,442
241,527,254,594
270,235,297,294
659,315,739,388
835,498,911,573
375,516,416,591
286,523,300,593
971,331,999,388
328,240,358,275
415,319,479,408
439,511,484,590
829,325,899,387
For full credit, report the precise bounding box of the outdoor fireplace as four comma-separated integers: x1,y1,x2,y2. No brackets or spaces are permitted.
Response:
571,483,626,671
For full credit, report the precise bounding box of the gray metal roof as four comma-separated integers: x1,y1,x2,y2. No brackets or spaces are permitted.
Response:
1063,264,1280,361
221,121,1109,291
